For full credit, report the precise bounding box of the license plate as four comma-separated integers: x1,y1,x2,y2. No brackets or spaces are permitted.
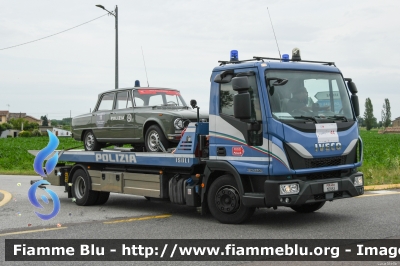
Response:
323,182,338,192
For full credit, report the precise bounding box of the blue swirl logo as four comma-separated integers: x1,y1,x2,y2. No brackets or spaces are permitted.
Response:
29,130,60,220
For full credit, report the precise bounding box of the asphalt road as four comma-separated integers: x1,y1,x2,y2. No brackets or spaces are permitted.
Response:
1,175,400,266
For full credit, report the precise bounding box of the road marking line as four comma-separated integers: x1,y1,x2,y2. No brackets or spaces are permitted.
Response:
104,214,171,224
358,191,400,198
0,190,12,207
0,227,67,237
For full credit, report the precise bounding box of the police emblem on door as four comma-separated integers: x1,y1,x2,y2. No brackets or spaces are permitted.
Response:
127,114,132,122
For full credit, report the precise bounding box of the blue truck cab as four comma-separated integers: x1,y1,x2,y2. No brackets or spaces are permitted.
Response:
204,50,363,222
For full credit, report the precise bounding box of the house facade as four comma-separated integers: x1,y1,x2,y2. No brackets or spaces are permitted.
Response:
0,111,9,124
393,117,400,127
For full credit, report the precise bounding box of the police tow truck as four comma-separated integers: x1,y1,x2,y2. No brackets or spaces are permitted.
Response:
31,49,364,224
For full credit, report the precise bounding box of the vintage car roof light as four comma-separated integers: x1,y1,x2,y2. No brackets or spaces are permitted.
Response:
230,50,238,61
135,80,140,87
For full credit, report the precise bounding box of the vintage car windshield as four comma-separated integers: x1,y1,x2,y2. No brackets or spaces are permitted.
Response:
265,70,354,122
133,89,187,107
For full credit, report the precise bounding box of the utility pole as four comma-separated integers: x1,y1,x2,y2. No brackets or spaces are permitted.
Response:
96,5,119,89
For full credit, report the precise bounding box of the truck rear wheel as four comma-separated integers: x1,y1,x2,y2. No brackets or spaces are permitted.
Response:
84,131,102,151
71,169,99,206
207,175,255,224
290,202,325,213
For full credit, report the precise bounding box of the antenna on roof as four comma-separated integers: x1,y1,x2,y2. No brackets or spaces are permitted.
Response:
267,7,281,60
141,46,150,87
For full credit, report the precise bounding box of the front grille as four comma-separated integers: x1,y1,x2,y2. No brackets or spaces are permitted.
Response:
305,156,346,168
306,171,341,180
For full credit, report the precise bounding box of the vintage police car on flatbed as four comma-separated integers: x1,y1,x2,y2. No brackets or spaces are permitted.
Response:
71,87,208,152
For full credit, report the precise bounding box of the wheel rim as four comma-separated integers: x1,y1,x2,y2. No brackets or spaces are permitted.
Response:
215,185,240,214
74,176,86,199
85,133,95,150
147,130,160,152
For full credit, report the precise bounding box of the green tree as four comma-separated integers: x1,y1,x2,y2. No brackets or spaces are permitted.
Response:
381,98,391,128
40,115,49,126
51,120,59,127
0,123,13,135
8,118,38,131
364,98,375,131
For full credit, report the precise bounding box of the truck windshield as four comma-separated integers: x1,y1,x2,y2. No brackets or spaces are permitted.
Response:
265,70,354,122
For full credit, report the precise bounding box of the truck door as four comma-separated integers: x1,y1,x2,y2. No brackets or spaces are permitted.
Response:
212,68,269,170
109,90,135,141
92,92,115,139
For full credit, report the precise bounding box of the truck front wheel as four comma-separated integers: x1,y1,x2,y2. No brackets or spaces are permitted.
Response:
71,169,99,206
207,175,255,224
290,202,325,213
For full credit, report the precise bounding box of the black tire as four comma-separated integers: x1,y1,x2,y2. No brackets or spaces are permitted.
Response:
145,125,169,152
84,131,102,151
207,175,255,224
71,169,99,206
290,202,326,213
95,192,110,205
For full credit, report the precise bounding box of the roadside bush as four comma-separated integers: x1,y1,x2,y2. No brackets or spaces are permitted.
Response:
31,129,42,137
18,131,31,137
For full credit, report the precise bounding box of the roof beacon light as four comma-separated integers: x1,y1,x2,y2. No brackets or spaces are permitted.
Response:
134,80,140,87
282,54,290,62
230,50,238,62
292,48,301,61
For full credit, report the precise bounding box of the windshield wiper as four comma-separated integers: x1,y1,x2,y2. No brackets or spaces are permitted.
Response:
292,116,318,123
326,115,348,122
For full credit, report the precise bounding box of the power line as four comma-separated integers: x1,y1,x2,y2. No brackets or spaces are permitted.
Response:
0,13,108,51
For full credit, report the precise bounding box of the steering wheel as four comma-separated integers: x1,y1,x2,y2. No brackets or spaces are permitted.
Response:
166,101,177,106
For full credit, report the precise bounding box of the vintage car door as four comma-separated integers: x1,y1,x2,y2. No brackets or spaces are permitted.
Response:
92,92,115,139
109,90,135,141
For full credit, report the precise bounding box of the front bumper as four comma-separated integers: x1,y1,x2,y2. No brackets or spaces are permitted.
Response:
242,172,364,208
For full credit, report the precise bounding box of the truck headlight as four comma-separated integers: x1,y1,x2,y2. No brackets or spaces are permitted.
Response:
174,118,184,130
354,175,363,187
280,183,300,195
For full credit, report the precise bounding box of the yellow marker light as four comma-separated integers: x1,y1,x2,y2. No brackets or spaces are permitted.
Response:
201,183,205,188
195,174,201,178
87,166,91,169
159,170,163,175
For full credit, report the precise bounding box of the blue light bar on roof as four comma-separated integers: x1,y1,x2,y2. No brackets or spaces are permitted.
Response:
282,54,289,62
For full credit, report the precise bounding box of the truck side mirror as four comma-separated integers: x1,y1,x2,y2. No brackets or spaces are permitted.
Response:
345,78,358,94
232,77,251,119
351,95,360,117
348,81,358,94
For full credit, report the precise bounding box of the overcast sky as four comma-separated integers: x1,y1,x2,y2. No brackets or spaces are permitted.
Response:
1,0,400,121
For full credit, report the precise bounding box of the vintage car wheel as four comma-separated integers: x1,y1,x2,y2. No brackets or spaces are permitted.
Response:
145,125,169,152
84,131,102,151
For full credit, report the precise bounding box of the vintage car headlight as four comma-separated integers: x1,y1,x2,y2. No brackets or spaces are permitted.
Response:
174,118,184,130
